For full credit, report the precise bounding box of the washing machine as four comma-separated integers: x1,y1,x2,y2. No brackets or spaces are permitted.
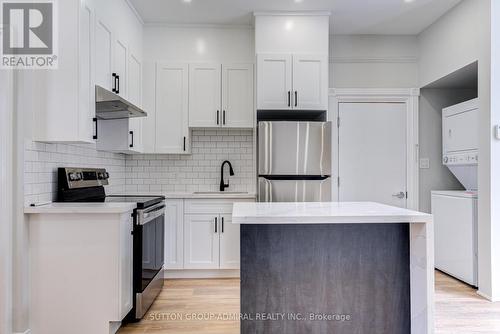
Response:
432,98,478,286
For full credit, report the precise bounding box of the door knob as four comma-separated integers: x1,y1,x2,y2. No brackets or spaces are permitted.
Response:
392,192,406,199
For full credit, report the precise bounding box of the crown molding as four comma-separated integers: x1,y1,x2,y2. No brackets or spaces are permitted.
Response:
330,56,418,64
123,0,144,25
143,22,254,30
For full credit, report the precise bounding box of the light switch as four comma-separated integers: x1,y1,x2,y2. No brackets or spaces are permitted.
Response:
419,158,430,169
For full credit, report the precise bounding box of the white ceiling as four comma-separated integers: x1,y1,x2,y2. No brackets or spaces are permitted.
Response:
128,0,462,35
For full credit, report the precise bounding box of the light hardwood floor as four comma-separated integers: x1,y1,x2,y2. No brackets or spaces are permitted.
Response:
119,271,500,334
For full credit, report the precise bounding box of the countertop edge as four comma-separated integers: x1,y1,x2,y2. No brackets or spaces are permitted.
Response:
24,203,137,214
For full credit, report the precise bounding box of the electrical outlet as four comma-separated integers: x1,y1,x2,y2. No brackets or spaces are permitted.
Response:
419,158,430,169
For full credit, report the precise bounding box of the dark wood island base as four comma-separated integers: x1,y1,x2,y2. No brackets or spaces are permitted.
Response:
240,223,411,334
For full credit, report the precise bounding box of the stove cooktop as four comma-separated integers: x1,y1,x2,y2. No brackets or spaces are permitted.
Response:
106,195,165,209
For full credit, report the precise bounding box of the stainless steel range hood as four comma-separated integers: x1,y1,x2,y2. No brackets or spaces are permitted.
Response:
95,85,147,120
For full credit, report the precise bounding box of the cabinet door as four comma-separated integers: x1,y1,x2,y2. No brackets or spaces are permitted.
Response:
128,53,143,153
164,200,184,270
189,63,221,128
95,16,113,90
119,214,133,318
257,54,292,110
113,38,127,98
156,63,190,154
78,0,95,142
292,54,328,110
184,215,220,269
219,214,240,269
222,64,254,128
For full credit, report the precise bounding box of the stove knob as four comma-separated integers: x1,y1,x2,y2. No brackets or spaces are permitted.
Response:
68,173,76,181
104,172,109,179
97,172,104,180
443,156,448,164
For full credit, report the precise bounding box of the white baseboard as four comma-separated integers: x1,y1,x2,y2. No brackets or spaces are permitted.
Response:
13,330,31,334
477,290,494,301
164,269,239,279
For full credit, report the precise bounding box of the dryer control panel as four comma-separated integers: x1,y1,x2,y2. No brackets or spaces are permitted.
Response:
443,152,478,166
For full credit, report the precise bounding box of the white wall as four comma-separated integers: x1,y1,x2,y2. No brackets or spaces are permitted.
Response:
418,89,476,213
143,25,254,62
418,0,497,300
330,35,419,88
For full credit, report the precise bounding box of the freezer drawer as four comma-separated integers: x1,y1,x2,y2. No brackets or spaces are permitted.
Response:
258,177,331,202
258,121,331,175
431,193,478,286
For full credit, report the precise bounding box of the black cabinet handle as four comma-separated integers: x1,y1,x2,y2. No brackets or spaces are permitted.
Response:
288,91,291,107
112,73,117,92
217,110,220,125
116,75,120,94
221,217,224,233
93,118,98,140
214,217,218,233
129,131,134,148
183,136,186,151
223,110,226,125
295,91,298,107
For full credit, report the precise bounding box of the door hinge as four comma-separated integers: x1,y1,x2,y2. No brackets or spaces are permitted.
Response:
337,116,340,128
337,176,340,187
406,191,408,199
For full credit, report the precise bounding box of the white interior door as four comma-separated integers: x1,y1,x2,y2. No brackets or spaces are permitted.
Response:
338,102,407,208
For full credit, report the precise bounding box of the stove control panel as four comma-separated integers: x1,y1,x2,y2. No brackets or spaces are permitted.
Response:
58,167,109,189
443,152,478,166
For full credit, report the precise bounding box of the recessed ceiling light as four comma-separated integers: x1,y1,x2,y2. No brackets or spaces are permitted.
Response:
404,0,415,3
183,0,192,3
294,0,303,3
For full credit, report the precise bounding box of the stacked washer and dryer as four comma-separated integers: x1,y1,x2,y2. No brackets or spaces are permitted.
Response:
432,98,479,287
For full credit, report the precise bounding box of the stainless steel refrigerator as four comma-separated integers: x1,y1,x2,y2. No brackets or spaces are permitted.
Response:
258,121,332,202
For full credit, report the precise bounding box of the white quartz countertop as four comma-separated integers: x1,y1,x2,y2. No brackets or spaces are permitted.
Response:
24,202,137,214
232,202,432,224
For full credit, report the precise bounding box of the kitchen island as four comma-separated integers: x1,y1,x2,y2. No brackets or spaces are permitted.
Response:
232,202,433,334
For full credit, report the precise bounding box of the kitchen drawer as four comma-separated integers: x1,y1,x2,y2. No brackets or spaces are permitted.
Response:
184,199,253,214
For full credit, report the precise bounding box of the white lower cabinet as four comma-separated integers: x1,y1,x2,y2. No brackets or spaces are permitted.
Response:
164,198,253,272
184,214,221,269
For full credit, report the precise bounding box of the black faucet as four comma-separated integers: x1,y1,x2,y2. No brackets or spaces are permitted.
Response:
220,160,234,191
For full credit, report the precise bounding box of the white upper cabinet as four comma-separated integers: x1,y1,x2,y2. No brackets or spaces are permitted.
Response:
222,64,255,128
113,38,128,98
155,62,190,154
292,54,328,110
257,54,292,110
188,63,254,129
95,15,113,91
257,53,327,111
189,63,222,128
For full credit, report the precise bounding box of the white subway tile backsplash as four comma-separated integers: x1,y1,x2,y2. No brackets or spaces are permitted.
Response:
24,129,256,204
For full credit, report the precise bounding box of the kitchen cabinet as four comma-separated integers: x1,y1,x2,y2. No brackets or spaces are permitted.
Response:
128,52,144,153
119,213,134,318
164,200,184,269
256,53,328,111
27,0,95,143
28,0,143,144
154,62,190,154
189,63,254,128
189,63,222,128
184,214,221,269
256,54,292,110
222,64,255,128
95,15,113,91
181,198,253,270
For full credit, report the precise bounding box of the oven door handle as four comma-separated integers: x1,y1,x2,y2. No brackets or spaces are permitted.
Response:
138,203,165,225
